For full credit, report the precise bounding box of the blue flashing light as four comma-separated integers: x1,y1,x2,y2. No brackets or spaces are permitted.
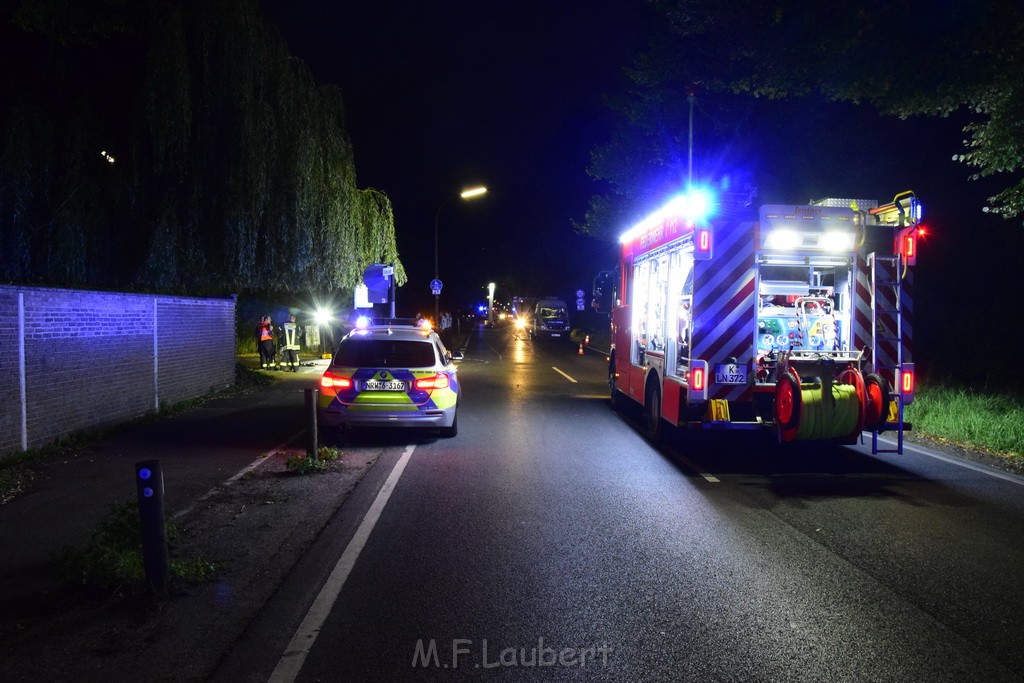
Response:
619,186,717,244
671,186,715,222
354,315,371,329
138,468,152,480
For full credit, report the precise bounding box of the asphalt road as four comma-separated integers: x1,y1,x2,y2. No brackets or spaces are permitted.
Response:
217,325,1024,682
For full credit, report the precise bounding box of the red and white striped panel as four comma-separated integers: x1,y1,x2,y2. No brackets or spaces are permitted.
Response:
692,222,756,401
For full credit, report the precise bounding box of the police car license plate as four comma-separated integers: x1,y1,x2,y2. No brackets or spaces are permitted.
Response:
715,363,747,385
364,380,405,391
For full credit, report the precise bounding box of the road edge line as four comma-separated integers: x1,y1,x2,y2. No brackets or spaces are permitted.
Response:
268,442,416,682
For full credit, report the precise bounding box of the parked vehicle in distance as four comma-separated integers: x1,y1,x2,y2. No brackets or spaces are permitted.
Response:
530,297,570,340
317,319,462,439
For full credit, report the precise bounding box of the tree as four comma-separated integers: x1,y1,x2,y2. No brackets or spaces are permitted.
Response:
581,0,1024,238
0,0,403,293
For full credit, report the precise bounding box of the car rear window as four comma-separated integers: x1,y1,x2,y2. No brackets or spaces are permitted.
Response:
335,338,436,367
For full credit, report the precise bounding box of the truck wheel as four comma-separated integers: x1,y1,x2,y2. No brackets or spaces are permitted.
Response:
609,357,623,411
645,381,664,443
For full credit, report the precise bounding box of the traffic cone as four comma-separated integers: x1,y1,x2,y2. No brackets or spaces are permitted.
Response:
584,335,590,345
578,342,584,355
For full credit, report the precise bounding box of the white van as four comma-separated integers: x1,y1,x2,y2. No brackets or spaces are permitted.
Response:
531,297,570,340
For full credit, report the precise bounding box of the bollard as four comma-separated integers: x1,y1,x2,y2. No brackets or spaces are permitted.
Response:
305,387,319,458
134,459,169,593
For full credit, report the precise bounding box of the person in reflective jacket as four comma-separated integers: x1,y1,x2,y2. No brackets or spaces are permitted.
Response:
256,315,277,370
280,314,305,372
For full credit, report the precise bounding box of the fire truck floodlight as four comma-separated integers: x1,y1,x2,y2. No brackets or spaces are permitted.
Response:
821,232,854,251
764,229,800,250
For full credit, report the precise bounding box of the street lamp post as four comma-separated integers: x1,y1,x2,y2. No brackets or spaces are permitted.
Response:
487,282,496,327
434,186,487,324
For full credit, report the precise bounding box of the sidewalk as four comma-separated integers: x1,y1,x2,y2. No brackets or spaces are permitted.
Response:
0,358,383,681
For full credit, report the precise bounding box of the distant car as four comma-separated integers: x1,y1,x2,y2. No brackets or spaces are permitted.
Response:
317,320,462,439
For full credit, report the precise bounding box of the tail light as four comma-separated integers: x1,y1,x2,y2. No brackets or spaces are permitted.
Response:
688,360,708,401
895,226,918,265
320,371,353,395
695,228,713,260
898,363,915,405
414,373,450,390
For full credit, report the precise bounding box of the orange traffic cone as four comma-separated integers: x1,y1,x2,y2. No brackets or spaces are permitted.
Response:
578,343,584,355
584,335,590,345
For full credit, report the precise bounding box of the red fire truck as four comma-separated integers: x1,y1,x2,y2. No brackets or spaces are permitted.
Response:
599,190,922,453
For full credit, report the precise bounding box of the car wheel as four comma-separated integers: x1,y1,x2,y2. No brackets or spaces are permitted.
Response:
440,411,458,438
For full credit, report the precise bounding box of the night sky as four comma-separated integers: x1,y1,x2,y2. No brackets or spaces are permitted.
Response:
259,1,1023,368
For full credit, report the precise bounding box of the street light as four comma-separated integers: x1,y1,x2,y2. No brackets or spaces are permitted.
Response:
435,185,488,324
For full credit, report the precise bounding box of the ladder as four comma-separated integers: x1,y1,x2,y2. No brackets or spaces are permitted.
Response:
869,253,905,454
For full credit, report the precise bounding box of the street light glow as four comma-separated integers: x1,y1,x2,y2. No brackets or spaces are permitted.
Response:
460,186,487,198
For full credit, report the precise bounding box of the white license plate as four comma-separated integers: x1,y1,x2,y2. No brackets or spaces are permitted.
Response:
364,380,405,391
550,333,561,337
714,363,747,385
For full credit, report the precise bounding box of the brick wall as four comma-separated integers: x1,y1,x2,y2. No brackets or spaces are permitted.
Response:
0,286,236,458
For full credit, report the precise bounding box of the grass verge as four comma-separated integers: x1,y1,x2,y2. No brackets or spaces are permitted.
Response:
906,384,1024,469
58,500,215,596
285,446,343,474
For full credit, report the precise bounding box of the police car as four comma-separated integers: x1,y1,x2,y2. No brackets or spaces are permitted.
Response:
317,318,462,439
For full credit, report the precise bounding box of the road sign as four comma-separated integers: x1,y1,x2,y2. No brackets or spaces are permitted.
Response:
576,289,585,298
430,278,443,291
382,266,395,277
576,298,585,311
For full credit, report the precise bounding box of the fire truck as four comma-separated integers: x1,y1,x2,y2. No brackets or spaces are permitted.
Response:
598,190,922,453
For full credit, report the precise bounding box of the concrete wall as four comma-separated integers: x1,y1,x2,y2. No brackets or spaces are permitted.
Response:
0,286,236,458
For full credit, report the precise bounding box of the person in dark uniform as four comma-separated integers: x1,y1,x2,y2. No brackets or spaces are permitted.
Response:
256,315,277,370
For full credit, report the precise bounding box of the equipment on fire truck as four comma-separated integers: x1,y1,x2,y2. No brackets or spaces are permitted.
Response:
601,189,922,454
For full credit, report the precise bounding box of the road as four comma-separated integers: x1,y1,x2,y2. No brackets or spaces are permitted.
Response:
217,324,1024,682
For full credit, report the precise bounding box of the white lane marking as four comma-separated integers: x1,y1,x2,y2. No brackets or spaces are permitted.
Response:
172,430,304,520
874,435,1024,487
670,450,721,483
269,443,416,682
552,366,578,383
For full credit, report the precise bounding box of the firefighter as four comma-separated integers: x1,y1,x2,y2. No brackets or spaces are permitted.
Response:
256,315,277,370
280,314,305,372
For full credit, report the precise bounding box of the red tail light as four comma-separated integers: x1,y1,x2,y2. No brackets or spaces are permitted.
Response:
414,373,450,390
691,366,705,392
695,228,713,259
899,363,915,405
320,371,353,394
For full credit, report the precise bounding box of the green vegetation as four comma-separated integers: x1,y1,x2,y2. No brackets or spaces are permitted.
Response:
580,1,1024,238
59,500,215,593
907,384,1024,467
285,446,343,474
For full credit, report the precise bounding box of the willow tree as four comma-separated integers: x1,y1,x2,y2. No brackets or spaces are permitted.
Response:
0,0,403,293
